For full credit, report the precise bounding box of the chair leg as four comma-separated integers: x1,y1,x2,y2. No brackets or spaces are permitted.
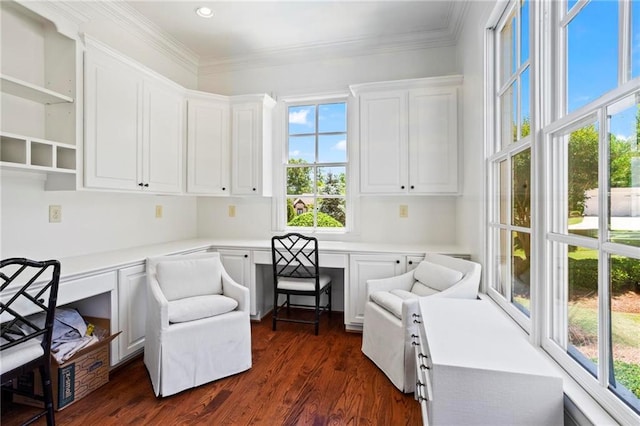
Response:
314,293,320,335
328,285,332,319
39,363,56,426
272,293,278,331
286,295,291,316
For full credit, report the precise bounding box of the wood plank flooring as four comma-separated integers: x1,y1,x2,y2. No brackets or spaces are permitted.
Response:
2,312,421,425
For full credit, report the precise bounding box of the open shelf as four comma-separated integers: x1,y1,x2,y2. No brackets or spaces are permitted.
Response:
0,74,73,105
0,132,76,175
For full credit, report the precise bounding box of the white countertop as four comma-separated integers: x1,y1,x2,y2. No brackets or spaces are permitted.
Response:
57,238,469,281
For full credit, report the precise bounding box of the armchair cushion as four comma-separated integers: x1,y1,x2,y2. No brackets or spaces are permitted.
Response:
413,260,463,292
156,257,223,301
389,289,420,300
168,295,238,323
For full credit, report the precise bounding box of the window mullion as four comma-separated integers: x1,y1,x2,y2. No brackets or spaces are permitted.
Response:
597,106,611,390
619,0,631,84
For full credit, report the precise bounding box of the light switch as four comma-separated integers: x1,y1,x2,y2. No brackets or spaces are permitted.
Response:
155,205,163,219
399,205,408,218
228,205,236,217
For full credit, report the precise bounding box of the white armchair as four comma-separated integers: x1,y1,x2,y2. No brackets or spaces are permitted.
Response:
144,252,251,397
361,253,481,393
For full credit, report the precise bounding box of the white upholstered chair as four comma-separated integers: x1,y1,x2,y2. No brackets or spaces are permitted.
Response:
144,252,251,397
361,253,481,393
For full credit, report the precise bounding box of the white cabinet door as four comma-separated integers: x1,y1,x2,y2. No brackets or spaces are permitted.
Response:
359,90,408,194
347,254,406,326
230,95,275,196
84,47,143,191
186,98,230,195
231,102,261,195
409,87,458,193
143,81,184,193
218,249,255,316
117,264,147,360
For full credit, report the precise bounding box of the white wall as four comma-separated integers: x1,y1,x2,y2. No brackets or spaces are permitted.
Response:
455,1,495,261
0,172,198,259
197,45,461,245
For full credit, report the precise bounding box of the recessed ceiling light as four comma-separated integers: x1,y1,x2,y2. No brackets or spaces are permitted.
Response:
195,7,214,18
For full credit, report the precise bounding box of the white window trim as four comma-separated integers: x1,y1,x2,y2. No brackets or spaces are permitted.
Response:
271,91,358,238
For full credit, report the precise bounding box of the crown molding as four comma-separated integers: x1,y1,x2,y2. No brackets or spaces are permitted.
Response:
198,1,469,76
63,1,199,76
53,0,469,78
199,27,458,76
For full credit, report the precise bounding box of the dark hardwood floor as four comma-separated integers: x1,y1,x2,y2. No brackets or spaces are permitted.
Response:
2,312,421,425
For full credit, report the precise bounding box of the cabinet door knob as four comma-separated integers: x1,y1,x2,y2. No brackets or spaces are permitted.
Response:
222,187,226,191
408,260,413,265
410,185,415,189
144,183,149,187
401,185,405,189
244,254,248,258
396,260,400,264
138,182,144,187
252,187,256,191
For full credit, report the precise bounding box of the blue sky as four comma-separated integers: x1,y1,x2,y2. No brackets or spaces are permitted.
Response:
288,103,347,164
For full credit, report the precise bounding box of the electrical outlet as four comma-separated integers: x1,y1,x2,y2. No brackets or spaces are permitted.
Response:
49,205,62,223
155,205,163,219
228,205,236,218
399,204,408,218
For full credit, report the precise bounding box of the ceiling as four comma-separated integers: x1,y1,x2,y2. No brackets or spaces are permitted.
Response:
120,1,468,70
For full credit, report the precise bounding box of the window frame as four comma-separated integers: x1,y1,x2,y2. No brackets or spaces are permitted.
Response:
273,93,354,235
485,0,640,422
486,0,535,332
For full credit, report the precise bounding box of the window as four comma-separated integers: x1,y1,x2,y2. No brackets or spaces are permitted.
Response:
285,101,347,231
488,0,533,320
487,0,640,421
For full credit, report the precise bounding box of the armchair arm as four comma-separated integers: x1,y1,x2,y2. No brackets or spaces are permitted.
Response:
221,269,250,314
146,274,170,332
366,270,415,301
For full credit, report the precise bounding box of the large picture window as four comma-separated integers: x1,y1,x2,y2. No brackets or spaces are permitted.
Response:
487,0,640,421
285,101,348,231
488,0,533,320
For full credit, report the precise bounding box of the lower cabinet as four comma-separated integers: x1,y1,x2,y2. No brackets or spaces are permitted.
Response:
117,264,147,361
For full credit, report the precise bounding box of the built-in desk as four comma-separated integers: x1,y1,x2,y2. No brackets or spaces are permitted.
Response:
7,238,468,366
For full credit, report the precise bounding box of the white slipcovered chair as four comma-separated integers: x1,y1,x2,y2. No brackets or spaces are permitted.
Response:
361,253,481,393
144,252,251,397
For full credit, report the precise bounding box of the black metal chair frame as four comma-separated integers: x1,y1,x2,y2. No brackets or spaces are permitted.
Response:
271,233,331,335
1,258,60,426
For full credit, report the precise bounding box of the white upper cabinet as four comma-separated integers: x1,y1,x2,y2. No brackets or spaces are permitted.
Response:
409,87,459,193
358,90,408,193
84,38,184,194
143,80,184,193
186,95,230,195
351,76,462,195
0,1,80,190
230,95,276,196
